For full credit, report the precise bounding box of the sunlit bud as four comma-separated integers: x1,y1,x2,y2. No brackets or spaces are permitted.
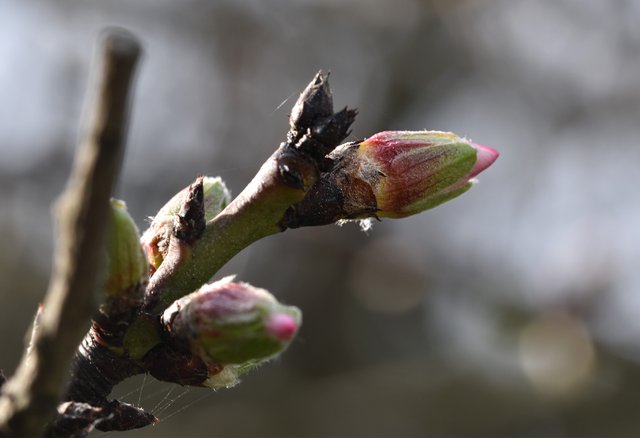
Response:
282,130,499,228
161,276,301,388
141,176,231,270
104,199,148,297
339,130,499,218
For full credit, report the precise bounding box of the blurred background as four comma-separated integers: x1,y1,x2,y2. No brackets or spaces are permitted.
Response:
2,0,640,436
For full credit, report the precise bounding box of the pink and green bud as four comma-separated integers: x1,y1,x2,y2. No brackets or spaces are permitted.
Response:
105,199,148,297
353,130,499,218
282,130,498,228
161,276,301,388
141,176,231,270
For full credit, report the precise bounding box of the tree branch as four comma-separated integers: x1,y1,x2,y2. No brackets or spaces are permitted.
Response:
0,23,499,436
142,72,357,314
0,28,141,437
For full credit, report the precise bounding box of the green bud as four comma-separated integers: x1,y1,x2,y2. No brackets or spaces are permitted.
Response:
162,276,301,388
105,199,148,297
202,176,233,221
347,131,499,218
141,176,231,270
281,131,498,228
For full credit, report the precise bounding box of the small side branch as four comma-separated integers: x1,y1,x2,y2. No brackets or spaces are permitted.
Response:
142,72,357,313
0,29,141,437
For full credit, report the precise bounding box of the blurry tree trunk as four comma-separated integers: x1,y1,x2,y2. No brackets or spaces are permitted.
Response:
0,28,141,437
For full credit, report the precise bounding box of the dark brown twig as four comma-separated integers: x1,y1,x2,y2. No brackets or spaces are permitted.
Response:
0,28,141,437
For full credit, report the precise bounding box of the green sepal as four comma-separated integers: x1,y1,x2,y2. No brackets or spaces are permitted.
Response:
407,181,474,213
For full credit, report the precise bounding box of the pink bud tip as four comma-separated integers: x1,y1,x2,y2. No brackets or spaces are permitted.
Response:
266,313,298,341
469,143,499,179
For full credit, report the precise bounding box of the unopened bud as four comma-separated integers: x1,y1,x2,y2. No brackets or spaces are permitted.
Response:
282,130,498,228
141,176,231,270
161,276,301,388
353,130,499,218
105,199,148,297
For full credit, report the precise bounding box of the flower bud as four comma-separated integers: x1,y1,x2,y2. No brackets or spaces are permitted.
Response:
141,176,231,270
282,130,499,228
105,199,148,297
161,276,301,388
336,130,499,218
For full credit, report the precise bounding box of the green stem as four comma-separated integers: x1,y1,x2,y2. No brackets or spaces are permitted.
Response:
144,148,316,314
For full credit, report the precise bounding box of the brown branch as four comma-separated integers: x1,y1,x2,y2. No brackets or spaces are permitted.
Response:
0,28,141,437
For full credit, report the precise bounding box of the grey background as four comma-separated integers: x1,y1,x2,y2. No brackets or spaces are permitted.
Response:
1,0,640,436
